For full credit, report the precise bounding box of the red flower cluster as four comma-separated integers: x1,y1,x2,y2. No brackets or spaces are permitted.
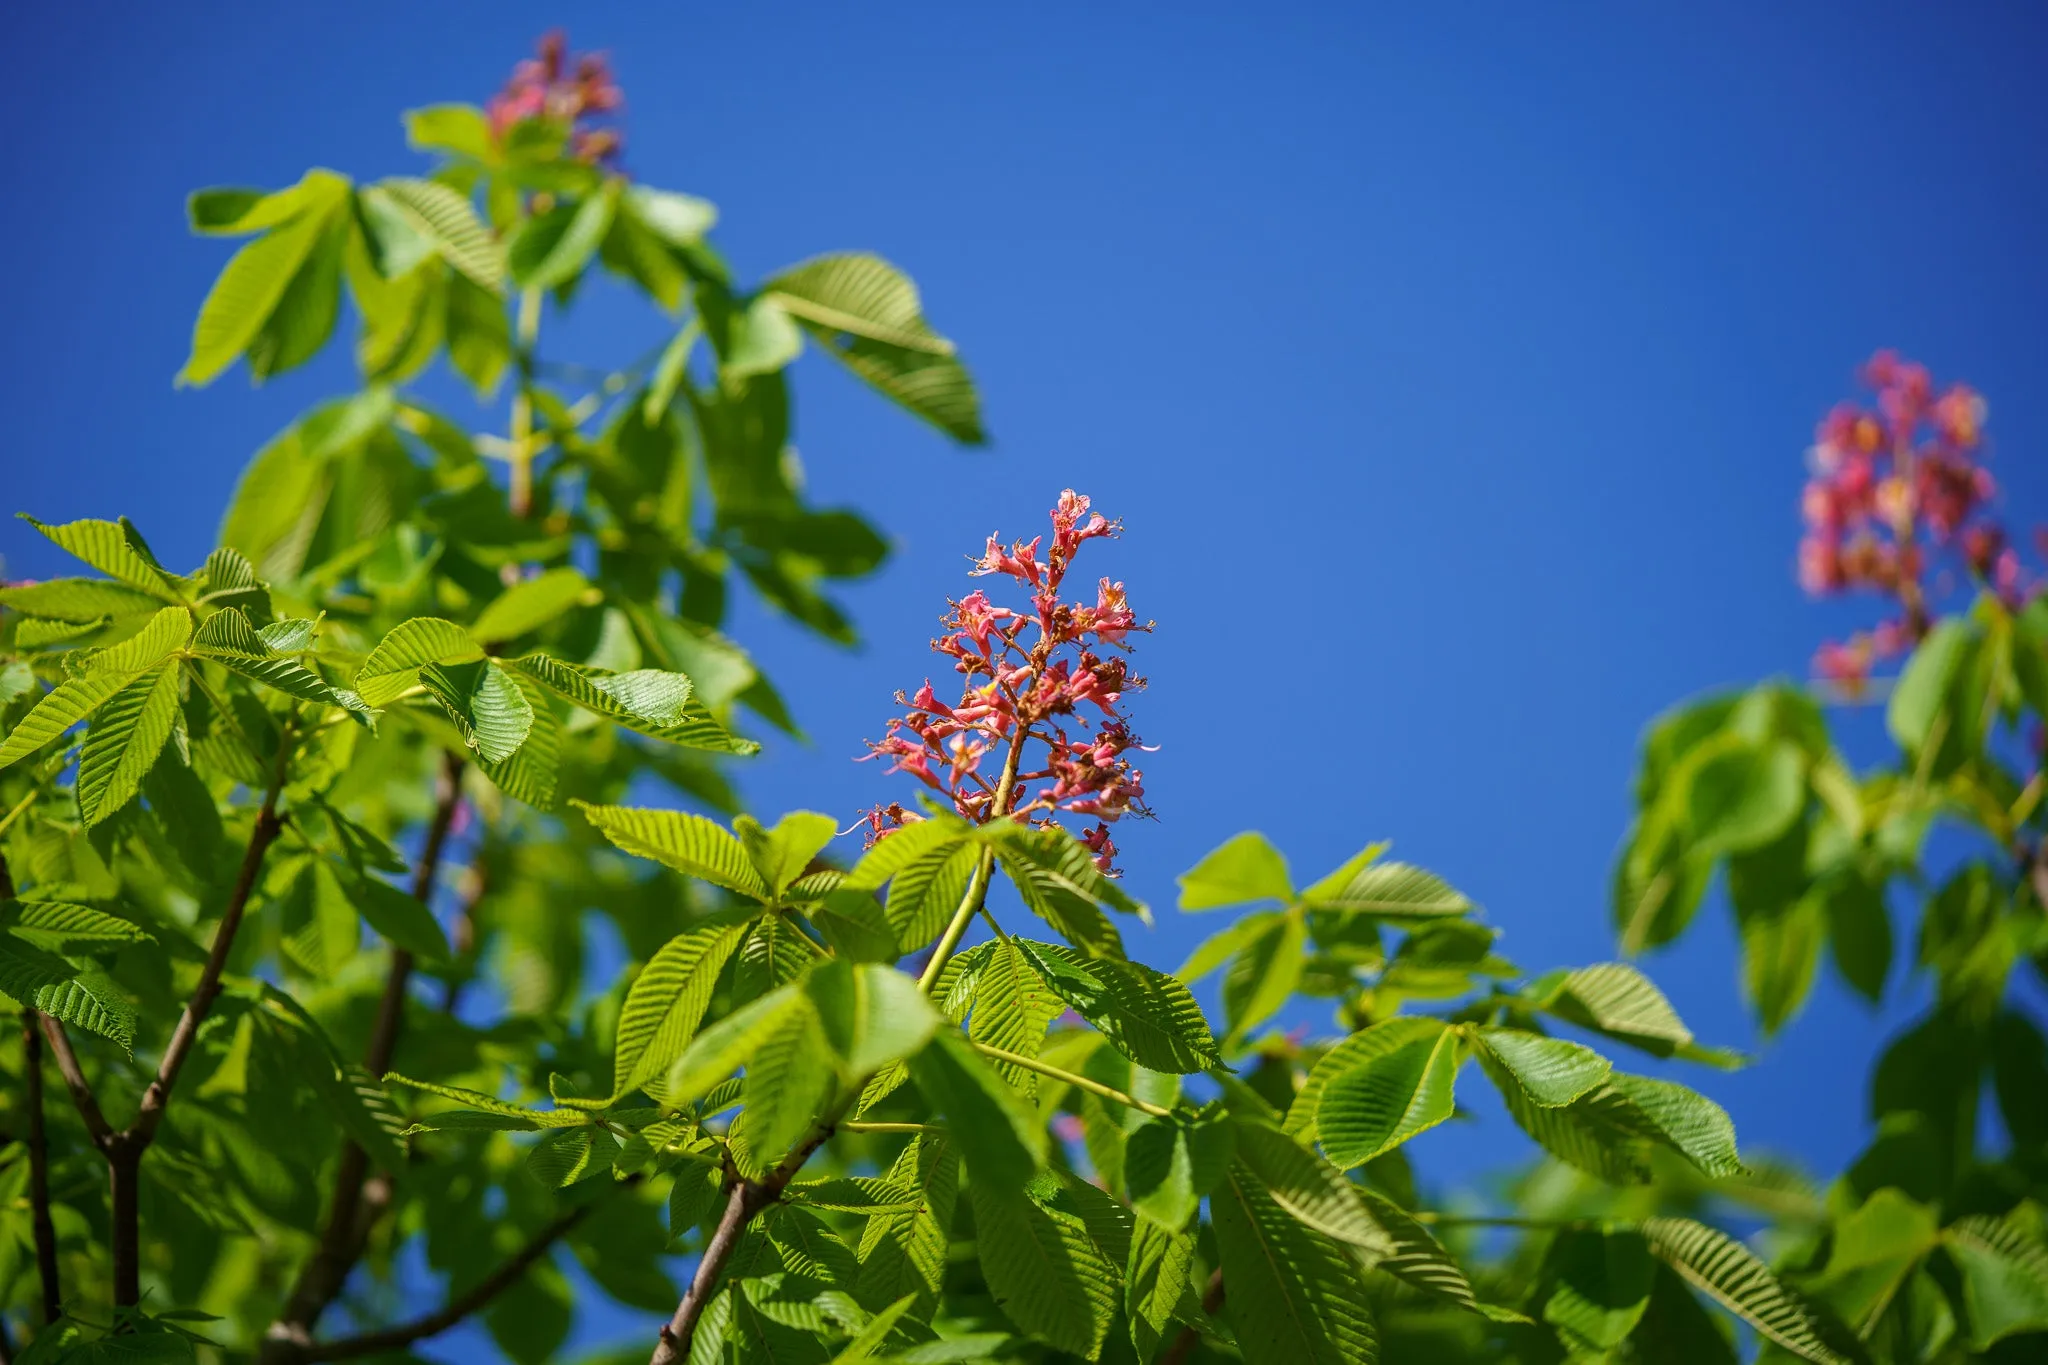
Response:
488,31,624,167
1799,351,2018,692
862,491,1153,872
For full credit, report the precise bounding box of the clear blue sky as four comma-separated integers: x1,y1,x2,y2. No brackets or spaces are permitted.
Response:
7,1,2048,1355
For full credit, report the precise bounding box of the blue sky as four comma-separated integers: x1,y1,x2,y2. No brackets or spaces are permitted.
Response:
8,1,2048,1354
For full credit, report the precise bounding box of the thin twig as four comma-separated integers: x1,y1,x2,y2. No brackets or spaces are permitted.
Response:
264,751,465,1358
968,1040,1174,1116
36,1015,112,1146
23,1012,62,1325
288,1188,615,1363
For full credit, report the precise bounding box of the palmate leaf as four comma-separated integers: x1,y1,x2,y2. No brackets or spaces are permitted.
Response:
990,826,1134,958
1213,1163,1381,1365
1176,830,1294,910
508,189,616,290
1300,857,1471,921
1353,1186,1524,1321
470,567,594,643
383,1073,591,1130
507,653,756,754
1480,1049,1743,1183
1127,1217,1200,1359
1125,1110,1233,1229
1285,1015,1444,1143
855,1134,959,1314
478,668,559,808
1220,909,1306,1040
0,934,137,1051
1230,1120,1391,1254
368,176,505,291
964,938,1065,1096
419,658,533,763
1942,1214,2048,1350
745,998,841,1157
6,900,152,951
0,577,168,622
1641,1216,1848,1363
1475,1027,1612,1107
574,802,771,901
969,1179,1118,1357
192,607,364,715
610,917,752,1099
73,605,195,676
20,515,187,598
658,983,807,1108
1315,1021,1462,1168
1544,1226,1655,1351
339,872,451,961
0,673,125,770
763,253,983,443
1530,961,1717,1061
179,169,352,386
806,958,940,1077
734,811,840,900
1011,938,1219,1074
353,617,483,707
885,841,980,951
905,1029,1045,1187
76,664,182,826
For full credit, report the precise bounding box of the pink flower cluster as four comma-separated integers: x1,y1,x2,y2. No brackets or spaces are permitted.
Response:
487,31,624,167
861,491,1152,872
1799,351,2021,692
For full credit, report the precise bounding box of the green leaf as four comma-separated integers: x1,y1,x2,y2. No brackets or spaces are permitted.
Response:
1686,737,1806,857
1544,1226,1655,1351
0,935,137,1051
1230,1119,1391,1252
1608,1073,1742,1178
0,578,168,622
189,181,323,235
21,517,185,598
658,983,806,1108
763,253,982,443
1315,1020,1462,1168
0,673,125,771
384,1073,587,1129
855,1134,958,1313
74,605,195,676
625,185,718,244
905,1028,1044,1186
478,668,558,807
470,568,594,643
573,803,770,901
1212,1163,1381,1365
1889,618,1973,752
404,103,494,160
1474,1027,1612,1107
1944,1214,2048,1350
1126,1216,1200,1360
805,958,940,1076
1642,1216,1847,1363
965,939,1066,1095
1011,938,1219,1073
1179,909,1286,983
969,1178,1118,1356
735,810,840,900
1352,1187,1520,1321
508,189,616,290
884,842,980,952
1300,857,1472,921
353,617,482,706
179,170,351,385
76,664,182,826
1221,909,1306,1040
341,873,451,962
1532,962,1697,1058
1177,831,1294,910
1285,1015,1444,1143
744,997,839,1156
507,653,755,754
194,608,363,715
369,177,504,290
527,1126,621,1187
611,918,753,1099
1124,1110,1233,1230
419,658,534,763
989,824,1137,948
7,900,152,950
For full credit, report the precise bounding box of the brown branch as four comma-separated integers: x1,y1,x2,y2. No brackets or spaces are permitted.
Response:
649,1130,837,1365
1160,1269,1226,1365
36,1014,112,1147
288,1188,608,1363
23,1013,62,1325
263,751,466,1359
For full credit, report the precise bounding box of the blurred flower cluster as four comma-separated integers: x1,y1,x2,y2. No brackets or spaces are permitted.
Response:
1800,350,2019,691
488,30,624,167
863,491,1152,871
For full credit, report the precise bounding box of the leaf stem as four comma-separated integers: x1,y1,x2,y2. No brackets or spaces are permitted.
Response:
508,286,543,518
916,718,1032,995
967,1040,1173,1117
839,1121,931,1135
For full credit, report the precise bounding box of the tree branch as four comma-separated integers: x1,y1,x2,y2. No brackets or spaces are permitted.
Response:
289,1192,603,1363
264,751,466,1359
22,1012,63,1326
36,1014,112,1147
